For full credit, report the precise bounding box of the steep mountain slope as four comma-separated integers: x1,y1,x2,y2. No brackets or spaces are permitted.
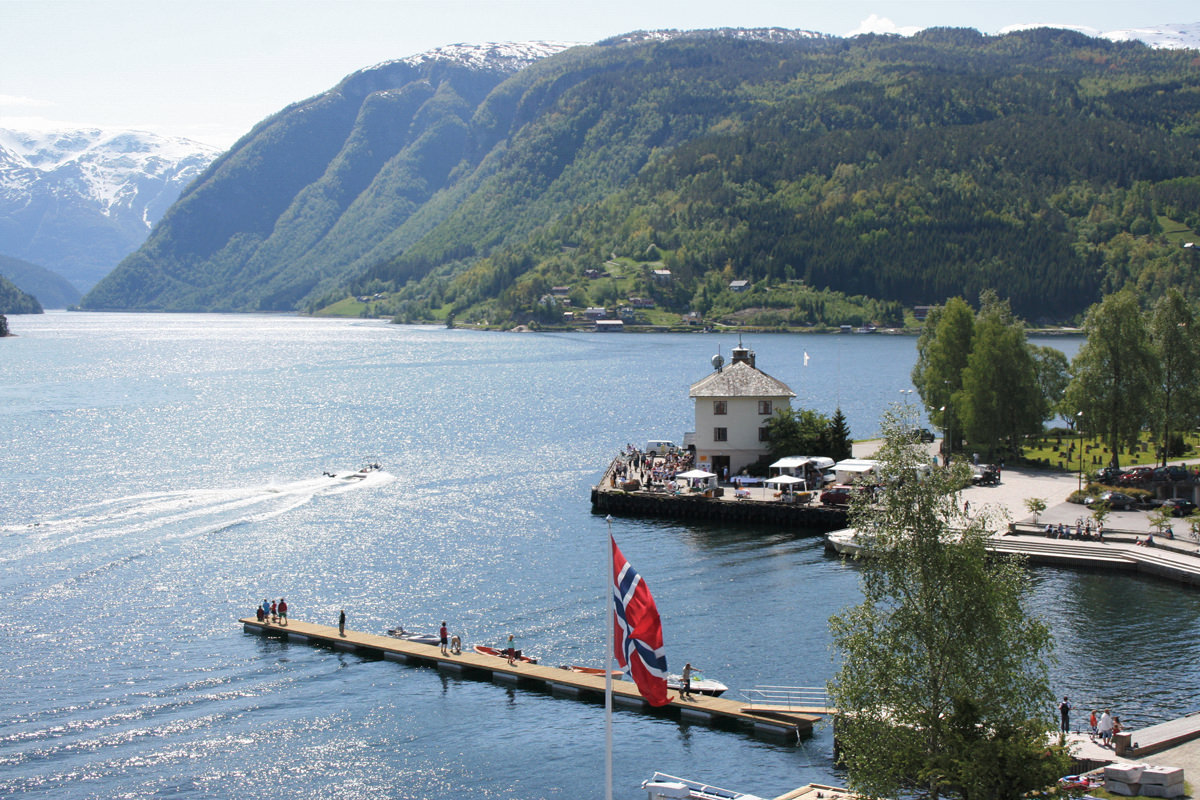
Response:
0,128,219,291
82,42,576,312
82,28,1200,321
0,254,80,308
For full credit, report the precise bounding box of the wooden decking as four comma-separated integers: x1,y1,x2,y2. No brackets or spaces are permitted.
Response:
989,532,1200,587
241,617,822,739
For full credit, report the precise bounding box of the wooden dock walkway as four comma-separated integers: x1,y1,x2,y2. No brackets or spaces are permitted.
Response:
241,617,822,739
988,532,1200,587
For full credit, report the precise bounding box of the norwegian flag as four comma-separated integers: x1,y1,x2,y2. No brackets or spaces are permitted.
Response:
611,535,669,706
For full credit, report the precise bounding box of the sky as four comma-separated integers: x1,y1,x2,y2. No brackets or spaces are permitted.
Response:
2,0,1197,150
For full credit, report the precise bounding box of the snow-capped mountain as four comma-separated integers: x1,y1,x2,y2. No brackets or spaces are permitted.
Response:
392,40,579,72
0,128,220,290
1101,22,1200,49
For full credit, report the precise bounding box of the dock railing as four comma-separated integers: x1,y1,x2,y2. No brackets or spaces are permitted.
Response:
740,685,830,713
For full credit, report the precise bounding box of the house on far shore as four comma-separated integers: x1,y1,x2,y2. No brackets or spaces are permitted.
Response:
729,279,750,292
684,342,795,479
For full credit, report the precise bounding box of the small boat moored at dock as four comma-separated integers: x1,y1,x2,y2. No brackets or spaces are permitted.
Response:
824,527,863,556
387,627,439,646
474,644,537,664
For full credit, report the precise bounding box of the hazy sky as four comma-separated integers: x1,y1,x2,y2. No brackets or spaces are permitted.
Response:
2,0,1196,149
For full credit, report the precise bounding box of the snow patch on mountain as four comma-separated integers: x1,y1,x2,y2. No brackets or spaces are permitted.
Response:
364,41,579,76
602,27,829,47
0,127,219,224
998,21,1200,49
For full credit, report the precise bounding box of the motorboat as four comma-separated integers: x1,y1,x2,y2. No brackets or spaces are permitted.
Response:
824,527,864,556
642,772,766,800
386,627,439,646
474,644,537,664
565,664,726,696
342,462,382,480
667,672,727,697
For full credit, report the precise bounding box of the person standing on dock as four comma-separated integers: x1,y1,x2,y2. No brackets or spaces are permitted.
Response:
505,633,517,665
1098,709,1114,747
681,663,695,700
439,621,449,655
278,598,287,625
1059,696,1071,733
338,609,346,637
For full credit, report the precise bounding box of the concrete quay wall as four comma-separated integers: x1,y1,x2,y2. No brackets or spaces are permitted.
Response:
591,487,848,530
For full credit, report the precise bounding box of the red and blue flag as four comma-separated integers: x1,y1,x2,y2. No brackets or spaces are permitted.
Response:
611,535,669,706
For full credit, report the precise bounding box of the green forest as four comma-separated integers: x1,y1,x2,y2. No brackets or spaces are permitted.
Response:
83,28,1200,327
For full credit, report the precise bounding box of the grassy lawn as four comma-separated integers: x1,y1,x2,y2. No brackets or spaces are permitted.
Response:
1157,214,1199,245
1021,431,1200,473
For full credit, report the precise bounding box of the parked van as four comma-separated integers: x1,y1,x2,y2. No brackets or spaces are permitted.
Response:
645,440,676,456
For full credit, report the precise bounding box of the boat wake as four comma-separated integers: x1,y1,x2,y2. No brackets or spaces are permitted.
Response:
0,469,395,556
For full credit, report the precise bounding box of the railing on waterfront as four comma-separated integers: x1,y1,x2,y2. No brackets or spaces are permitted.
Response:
741,685,829,711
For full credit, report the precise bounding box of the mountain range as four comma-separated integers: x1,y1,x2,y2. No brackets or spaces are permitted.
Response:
0,128,220,292
31,24,1200,323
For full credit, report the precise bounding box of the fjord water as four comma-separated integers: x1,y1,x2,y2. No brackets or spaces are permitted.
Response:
2,313,1197,800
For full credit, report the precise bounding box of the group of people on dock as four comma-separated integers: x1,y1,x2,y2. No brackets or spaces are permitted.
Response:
1044,520,1104,541
612,445,695,489
256,598,288,625
1061,697,1122,747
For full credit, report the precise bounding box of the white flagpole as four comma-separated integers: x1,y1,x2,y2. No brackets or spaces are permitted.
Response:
605,515,614,800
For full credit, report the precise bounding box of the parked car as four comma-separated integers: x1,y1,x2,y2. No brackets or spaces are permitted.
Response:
905,427,936,443
1086,491,1138,511
970,464,1000,486
1116,467,1155,486
1094,466,1124,485
1153,466,1192,482
820,485,873,507
1159,498,1198,517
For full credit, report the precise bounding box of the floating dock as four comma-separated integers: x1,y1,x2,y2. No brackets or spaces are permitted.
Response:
241,617,823,739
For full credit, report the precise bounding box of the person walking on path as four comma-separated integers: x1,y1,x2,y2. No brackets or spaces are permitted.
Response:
338,609,346,637
278,598,288,626
1059,696,1071,733
1099,709,1114,747
439,621,449,655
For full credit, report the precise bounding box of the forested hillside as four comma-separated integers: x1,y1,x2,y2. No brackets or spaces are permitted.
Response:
0,255,80,309
83,28,1200,324
0,272,42,314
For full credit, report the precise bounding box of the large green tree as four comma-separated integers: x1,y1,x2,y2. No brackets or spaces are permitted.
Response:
912,298,975,454
1065,290,1159,469
1149,289,1200,464
1030,345,1071,425
829,411,1068,800
959,293,1045,458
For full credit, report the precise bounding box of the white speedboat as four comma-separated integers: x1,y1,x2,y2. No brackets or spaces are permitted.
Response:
386,627,439,646
667,672,728,697
824,527,863,556
642,772,765,800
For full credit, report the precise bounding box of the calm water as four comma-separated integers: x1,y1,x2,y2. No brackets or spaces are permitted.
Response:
1,313,1196,800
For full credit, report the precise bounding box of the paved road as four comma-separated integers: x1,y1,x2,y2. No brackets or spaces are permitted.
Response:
852,440,1158,534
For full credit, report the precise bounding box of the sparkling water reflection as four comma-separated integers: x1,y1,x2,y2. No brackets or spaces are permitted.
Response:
0,313,1194,800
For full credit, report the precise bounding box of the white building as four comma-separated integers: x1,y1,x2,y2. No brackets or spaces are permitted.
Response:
686,343,795,479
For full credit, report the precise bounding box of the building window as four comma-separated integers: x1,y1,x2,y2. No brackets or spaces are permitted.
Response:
758,400,773,415
759,427,770,442
713,427,728,442
713,400,727,415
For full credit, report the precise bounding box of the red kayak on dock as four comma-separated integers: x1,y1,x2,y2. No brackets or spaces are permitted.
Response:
474,644,537,664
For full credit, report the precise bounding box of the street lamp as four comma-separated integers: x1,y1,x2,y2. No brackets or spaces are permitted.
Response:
1076,411,1085,493
900,389,913,405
